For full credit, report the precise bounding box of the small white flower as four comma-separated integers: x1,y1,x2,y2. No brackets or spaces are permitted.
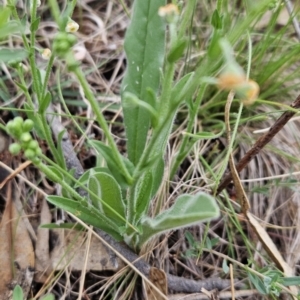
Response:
41,48,52,60
65,19,79,33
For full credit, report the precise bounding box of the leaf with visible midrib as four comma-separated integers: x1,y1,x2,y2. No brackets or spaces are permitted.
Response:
121,0,166,165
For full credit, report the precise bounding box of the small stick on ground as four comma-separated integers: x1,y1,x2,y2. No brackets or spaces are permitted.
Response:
217,94,300,194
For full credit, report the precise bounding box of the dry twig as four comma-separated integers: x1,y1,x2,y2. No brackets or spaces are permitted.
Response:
217,94,300,194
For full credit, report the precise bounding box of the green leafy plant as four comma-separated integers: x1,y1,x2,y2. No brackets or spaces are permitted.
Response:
4,0,300,299
4,0,277,252
12,285,54,300
248,269,300,297
4,0,224,251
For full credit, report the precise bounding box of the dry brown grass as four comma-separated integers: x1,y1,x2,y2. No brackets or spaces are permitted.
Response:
2,0,300,299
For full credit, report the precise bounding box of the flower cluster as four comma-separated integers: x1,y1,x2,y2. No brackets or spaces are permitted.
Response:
6,117,42,163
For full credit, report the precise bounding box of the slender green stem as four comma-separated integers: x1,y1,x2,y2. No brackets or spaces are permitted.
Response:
170,84,207,179
29,0,42,98
37,157,82,201
9,0,42,99
70,0,78,16
72,66,133,184
40,113,63,165
132,106,177,183
178,0,196,40
47,0,63,29
214,102,243,192
217,0,223,12
41,54,55,99
17,68,34,108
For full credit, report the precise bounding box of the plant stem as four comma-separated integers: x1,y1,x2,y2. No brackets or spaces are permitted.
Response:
72,66,133,184
47,0,63,29
41,54,55,99
178,0,196,40
37,157,82,201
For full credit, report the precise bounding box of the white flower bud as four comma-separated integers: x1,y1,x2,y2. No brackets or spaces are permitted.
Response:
41,48,52,60
66,19,79,33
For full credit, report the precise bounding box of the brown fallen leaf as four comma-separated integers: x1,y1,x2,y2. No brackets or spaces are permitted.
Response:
145,267,168,300
0,182,34,300
224,91,298,298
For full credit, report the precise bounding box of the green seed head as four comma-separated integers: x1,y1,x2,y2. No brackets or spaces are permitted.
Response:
6,120,15,135
24,149,35,160
8,117,24,139
20,132,32,143
66,33,77,46
9,143,22,155
14,116,24,126
23,119,34,132
28,140,39,150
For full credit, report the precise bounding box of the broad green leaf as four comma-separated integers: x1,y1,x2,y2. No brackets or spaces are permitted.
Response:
47,196,123,240
140,192,219,245
167,39,187,63
207,29,222,60
12,285,23,300
121,0,166,165
123,92,159,128
128,156,164,225
90,140,134,188
131,169,153,224
211,9,223,30
150,155,164,198
0,21,20,39
88,172,125,224
281,276,300,286
38,91,52,114
0,7,11,27
40,294,55,300
0,48,28,63
75,167,111,188
248,272,268,295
